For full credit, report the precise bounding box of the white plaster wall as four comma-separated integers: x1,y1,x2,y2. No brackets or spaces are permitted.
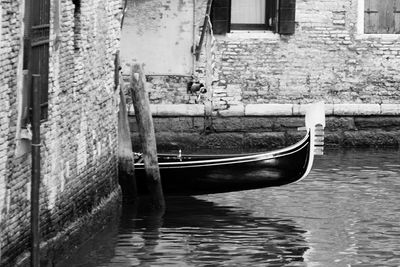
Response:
121,0,194,75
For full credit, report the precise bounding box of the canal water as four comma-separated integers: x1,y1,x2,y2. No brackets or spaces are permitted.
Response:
58,149,400,267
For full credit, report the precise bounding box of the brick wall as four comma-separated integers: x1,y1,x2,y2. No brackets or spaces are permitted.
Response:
209,0,400,108
122,0,400,107
0,0,121,265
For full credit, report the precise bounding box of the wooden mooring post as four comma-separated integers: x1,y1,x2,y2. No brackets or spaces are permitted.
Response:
129,64,165,210
116,52,137,202
118,88,138,202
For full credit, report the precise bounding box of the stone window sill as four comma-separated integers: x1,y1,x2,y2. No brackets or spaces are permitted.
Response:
355,33,400,41
222,31,280,39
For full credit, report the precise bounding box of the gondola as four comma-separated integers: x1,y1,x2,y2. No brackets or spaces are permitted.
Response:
134,103,325,196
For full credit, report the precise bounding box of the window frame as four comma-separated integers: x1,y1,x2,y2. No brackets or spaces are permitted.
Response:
230,0,276,31
211,0,296,35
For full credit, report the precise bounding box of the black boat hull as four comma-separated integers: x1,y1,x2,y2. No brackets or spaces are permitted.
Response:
135,133,312,196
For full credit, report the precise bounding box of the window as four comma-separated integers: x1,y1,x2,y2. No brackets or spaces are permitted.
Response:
211,0,296,35
364,0,400,34
231,0,275,31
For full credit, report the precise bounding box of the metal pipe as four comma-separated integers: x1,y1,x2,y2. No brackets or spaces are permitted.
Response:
275,0,280,33
195,0,213,61
121,0,128,29
192,0,196,77
31,74,41,267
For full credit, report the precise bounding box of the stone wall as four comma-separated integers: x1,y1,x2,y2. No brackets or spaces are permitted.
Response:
128,103,400,149
0,0,121,265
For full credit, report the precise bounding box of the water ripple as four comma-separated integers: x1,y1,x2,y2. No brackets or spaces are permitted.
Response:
58,149,400,267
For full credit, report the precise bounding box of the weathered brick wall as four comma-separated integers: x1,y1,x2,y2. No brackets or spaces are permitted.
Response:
122,0,400,107
210,0,400,108
0,0,24,263
0,0,121,265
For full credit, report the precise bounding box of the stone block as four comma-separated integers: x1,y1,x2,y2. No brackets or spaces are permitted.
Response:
212,117,244,132
217,104,245,117
292,103,331,116
241,117,274,132
243,132,286,148
354,117,400,130
245,104,293,116
153,104,205,117
326,116,356,131
333,104,380,115
342,130,400,147
381,104,400,115
152,117,202,132
273,117,305,131
198,133,245,148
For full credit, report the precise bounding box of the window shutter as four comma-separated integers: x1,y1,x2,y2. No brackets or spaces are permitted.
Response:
30,0,50,120
365,0,398,34
394,0,400,33
364,0,379,33
278,0,296,35
380,0,395,33
210,0,231,34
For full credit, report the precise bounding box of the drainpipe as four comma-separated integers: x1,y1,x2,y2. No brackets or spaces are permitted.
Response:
195,0,213,61
121,0,128,29
192,0,196,77
31,74,41,267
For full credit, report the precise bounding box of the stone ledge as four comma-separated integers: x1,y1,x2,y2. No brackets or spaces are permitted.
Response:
333,104,380,115
216,104,245,117
128,103,400,117
381,104,400,115
245,104,293,116
128,104,205,116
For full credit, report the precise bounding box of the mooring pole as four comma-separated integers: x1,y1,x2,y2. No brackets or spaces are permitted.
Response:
129,64,165,210
31,74,41,267
116,51,137,202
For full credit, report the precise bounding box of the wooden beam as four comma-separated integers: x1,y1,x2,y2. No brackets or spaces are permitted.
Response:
129,64,165,210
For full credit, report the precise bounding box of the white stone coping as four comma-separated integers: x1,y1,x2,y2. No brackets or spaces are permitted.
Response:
224,31,280,40
128,104,205,116
128,103,400,116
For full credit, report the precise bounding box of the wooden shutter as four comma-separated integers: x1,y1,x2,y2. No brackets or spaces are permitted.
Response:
266,0,277,31
364,0,379,33
394,0,400,33
278,0,296,35
210,0,231,34
365,0,398,34
30,0,50,120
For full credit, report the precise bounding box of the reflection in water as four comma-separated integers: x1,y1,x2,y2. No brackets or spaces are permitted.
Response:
58,197,308,267
58,149,400,266
202,149,400,267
